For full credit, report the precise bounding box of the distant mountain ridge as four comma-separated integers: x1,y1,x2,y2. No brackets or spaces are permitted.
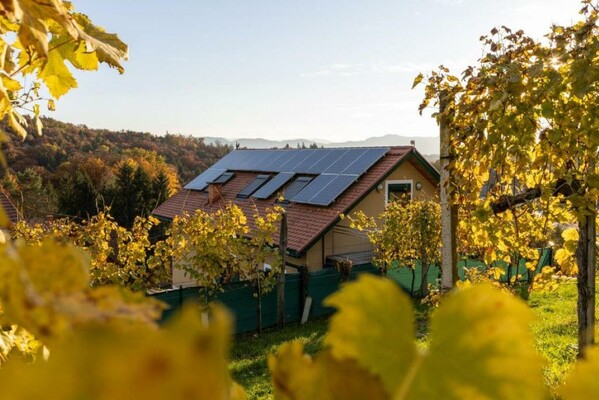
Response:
203,134,440,158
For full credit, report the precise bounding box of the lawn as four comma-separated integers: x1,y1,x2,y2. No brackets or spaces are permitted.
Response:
229,281,580,399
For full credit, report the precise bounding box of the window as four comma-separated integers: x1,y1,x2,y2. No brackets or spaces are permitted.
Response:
279,176,313,203
209,171,235,185
386,180,413,205
237,175,270,198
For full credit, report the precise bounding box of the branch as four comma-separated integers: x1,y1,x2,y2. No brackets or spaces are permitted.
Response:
491,178,580,214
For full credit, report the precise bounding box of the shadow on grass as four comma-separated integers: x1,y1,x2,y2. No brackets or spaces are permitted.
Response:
229,318,328,399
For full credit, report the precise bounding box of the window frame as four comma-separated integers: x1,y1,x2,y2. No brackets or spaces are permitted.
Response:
385,179,413,206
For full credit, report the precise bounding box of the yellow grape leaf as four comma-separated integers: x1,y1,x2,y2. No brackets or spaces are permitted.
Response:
0,240,163,340
74,13,128,73
408,284,545,399
305,275,545,400
55,38,99,71
561,346,599,399
0,305,246,400
323,274,417,395
562,227,579,243
39,49,78,98
555,248,577,275
269,341,387,400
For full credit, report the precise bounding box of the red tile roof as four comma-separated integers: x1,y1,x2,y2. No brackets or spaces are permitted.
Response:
154,146,436,254
0,189,20,224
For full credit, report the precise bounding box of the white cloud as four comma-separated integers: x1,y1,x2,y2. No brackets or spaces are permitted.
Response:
301,62,436,78
301,60,471,79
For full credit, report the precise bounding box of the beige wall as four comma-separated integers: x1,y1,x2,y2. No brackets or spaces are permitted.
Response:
301,158,439,271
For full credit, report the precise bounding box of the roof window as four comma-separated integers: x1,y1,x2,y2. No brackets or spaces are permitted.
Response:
237,175,270,199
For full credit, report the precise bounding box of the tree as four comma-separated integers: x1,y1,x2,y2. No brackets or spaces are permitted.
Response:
152,171,172,208
346,199,441,297
7,168,58,220
12,212,169,291
58,171,99,219
162,204,282,333
417,0,599,355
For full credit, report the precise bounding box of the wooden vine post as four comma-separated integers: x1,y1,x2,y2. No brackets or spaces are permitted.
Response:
277,210,288,328
439,91,458,290
577,160,597,357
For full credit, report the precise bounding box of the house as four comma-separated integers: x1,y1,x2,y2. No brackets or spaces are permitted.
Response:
153,146,439,287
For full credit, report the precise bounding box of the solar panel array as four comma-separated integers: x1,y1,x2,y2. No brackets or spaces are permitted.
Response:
209,148,388,175
184,147,390,206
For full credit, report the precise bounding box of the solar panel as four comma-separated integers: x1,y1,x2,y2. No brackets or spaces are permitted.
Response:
252,172,295,199
209,171,235,184
294,150,329,173
237,175,270,199
261,151,292,171
279,150,312,173
341,147,389,175
184,168,226,191
308,174,357,206
323,149,367,174
290,174,336,203
305,149,336,174
281,176,313,202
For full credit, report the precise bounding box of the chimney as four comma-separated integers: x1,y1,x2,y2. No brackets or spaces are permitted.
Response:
208,183,223,205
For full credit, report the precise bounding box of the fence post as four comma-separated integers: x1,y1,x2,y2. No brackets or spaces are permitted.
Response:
298,265,310,320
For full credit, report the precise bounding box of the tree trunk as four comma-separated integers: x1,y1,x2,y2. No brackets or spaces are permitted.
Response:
420,262,430,298
277,211,287,328
410,268,416,297
577,210,596,358
439,91,458,290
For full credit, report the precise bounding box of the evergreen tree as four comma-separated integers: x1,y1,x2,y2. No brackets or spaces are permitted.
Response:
111,162,137,228
59,172,99,219
152,171,171,209
133,166,152,217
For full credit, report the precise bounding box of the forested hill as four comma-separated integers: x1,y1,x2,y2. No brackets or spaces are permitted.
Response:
2,117,231,183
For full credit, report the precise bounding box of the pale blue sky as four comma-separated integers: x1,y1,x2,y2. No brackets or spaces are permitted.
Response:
51,1,580,142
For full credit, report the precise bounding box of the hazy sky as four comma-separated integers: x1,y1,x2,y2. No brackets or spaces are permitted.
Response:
51,1,580,141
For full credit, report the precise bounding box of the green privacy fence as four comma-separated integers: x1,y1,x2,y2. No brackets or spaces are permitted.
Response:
149,248,553,334
150,273,303,334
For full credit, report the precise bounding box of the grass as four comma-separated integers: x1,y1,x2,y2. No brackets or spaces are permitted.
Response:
229,318,328,399
229,282,580,399
528,280,579,394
